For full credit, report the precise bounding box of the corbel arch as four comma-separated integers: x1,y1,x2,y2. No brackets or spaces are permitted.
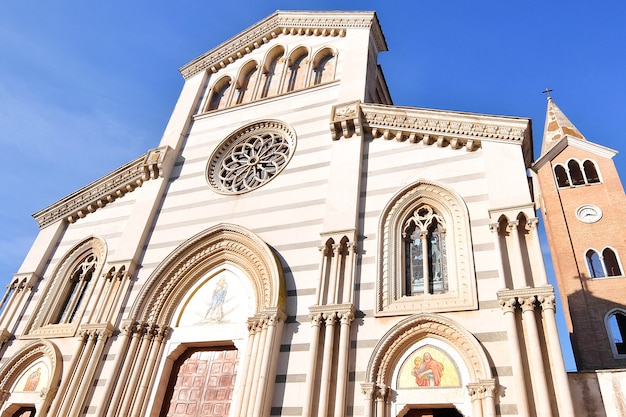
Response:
0,339,62,416
131,223,286,324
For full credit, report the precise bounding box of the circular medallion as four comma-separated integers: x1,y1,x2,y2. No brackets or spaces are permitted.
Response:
576,204,602,224
207,120,296,194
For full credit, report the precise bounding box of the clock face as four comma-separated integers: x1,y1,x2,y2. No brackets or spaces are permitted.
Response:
576,205,602,223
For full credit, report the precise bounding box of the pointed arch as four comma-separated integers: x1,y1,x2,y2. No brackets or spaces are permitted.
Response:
25,236,107,336
376,180,477,315
131,223,286,325
0,339,62,414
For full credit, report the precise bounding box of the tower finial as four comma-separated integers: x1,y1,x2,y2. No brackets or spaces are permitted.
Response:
542,88,553,99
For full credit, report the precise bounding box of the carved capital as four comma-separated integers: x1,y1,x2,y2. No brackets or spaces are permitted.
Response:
521,296,537,312
538,294,556,312
339,310,354,325
488,222,500,234
360,382,375,399
499,297,518,314
323,311,337,326
374,384,388,401
309,312,323,327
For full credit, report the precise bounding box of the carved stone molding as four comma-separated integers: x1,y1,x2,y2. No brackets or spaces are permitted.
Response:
329,101,531,152
132,223,285,326
364,314,492,386
33,146,174,228
180,11,386,79
497,285,556,313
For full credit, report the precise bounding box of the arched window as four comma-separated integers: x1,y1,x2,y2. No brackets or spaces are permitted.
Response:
377,181,477,315
554,164,570,187
207,77,232,111
286,49,308,92
603,248,623,276
583,160,600,183
403,205,447,295
53,253,97,324
586,247,623,278
568,160,585,185
311,49,336,86
606,311,626,356
586,249,604,278
260,48,284,98
235,62,258,105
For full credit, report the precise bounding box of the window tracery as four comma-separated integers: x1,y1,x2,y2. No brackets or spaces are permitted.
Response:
53,254,97,324
206,120,296,195
286,48,309,92
377,181,477,315
207,77,232,111
312,49,336,86
403,205,448,296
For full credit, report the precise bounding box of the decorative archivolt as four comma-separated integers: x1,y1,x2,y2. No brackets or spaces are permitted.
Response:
0,339,61,397
377,180,477,314
131,223,286,325
26,236,107,334
365,314,492,386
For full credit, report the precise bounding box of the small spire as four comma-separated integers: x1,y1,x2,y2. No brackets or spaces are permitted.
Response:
540,96,586,155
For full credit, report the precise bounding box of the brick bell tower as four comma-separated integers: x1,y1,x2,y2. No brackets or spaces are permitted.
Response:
532,96,626,370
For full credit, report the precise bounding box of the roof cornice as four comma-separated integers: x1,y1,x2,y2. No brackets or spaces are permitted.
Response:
32,146,174,229
179,10,387,80
330,101,531,153
531,136,617,172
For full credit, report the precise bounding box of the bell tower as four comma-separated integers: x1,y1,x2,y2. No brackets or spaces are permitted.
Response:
532,97,626,370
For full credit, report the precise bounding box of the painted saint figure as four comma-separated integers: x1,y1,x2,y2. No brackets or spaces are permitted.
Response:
24,367,41,391
205,276,228,322
412,352,444,386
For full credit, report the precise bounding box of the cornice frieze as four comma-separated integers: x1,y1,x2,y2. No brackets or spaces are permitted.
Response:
33,146,173,229
180,11,386,80
330,101,531,152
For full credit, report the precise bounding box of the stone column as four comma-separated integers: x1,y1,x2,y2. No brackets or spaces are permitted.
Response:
344,242,356,304
235,318,260,417
499,297,530,417
526,219,549,286
118,323,153,417
253,314,278,417
302,313,323,417
102,321,140,417
317,245,329,305
247,316,268,417
58,329,96,417
508,221,528,288
48,331,89,417
521,297,552,417
420,232,429,294
131,325,168,417
539,295,574,416
360,383,375,417
317,312,337,417
489,223,508,289
334,310,354,417
481,380,496,417
374,385,387,417
467,383,484,417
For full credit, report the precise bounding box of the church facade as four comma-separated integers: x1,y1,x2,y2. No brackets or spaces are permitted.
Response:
0,10,617,417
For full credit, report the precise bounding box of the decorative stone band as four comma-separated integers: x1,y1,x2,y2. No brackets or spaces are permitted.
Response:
308,303,356,324
33,146,174,228
180,11,386,79
497,285,557,312
330,101,531,151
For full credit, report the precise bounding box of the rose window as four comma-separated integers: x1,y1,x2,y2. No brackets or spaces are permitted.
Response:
207,120,296,194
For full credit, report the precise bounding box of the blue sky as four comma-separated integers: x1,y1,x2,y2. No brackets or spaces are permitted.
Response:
1,1,625,370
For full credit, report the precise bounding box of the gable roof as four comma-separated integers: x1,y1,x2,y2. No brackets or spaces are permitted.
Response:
179,10,387,80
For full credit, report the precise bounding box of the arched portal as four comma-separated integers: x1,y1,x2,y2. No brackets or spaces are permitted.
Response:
363,314,495,417
106,224,286,417
0,340,62,417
